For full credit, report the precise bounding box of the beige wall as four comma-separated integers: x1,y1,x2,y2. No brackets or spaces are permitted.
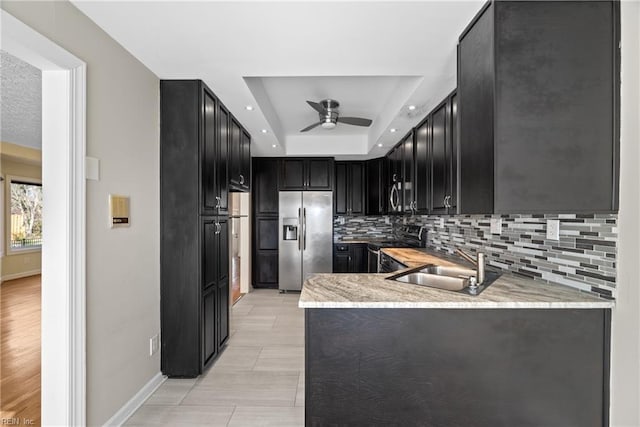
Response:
611,1,640,426
0,1,161,425
1,155,42,280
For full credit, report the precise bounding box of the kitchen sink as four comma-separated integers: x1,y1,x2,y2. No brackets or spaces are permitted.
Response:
386,264,501,295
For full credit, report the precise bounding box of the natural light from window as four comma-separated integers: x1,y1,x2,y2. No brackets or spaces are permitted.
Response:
10,180,42,250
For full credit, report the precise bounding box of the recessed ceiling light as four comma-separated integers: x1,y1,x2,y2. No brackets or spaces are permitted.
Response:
390,128,397,133
245,105,254,111
261,129,268,133
408,105,416,111
377,143,383,147
272,144,277,148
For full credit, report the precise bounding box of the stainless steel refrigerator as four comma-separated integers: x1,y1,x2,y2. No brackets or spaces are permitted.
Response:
279,191,333,291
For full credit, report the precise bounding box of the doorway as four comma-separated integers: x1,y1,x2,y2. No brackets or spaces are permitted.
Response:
229,192,251,304
1,10,87,426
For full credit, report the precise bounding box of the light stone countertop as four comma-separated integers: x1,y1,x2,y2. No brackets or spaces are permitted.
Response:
299,248,615,309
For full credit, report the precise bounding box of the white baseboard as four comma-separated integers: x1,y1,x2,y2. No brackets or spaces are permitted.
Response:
1,269,41,283
103,372,166,427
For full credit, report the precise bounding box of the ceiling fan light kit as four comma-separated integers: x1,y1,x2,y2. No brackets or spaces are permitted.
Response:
300,98,372,132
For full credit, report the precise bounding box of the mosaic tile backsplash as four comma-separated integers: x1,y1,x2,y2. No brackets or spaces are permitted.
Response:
395,214,617,299
334,216,394,241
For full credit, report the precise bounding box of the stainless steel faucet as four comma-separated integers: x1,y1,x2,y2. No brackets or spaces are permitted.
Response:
455,248,486,284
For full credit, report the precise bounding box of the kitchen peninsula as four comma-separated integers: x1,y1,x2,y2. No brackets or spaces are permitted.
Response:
299,252,613,426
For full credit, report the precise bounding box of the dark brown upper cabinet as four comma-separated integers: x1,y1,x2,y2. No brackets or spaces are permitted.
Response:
402,132,415,213
458,0,619,214
386,131,416,215
202,88,218,215
449,92,458,212
430,92,457,215
216,102,230,215
335,162,365,216
386,144,403,214
253,157,279,216
365,158,387,215
388,91,457,217
229,119,251,192
413,118,430,214
280,158,334,191
240,129,251,190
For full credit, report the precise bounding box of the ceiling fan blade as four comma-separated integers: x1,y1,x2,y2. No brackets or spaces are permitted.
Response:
306,100,326,114
337,117,373,127
300,122,322,132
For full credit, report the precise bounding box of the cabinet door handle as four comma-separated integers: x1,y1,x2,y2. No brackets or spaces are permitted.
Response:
239,174,244,185
392,173,397,183
215,196,221,209
215,222,220,234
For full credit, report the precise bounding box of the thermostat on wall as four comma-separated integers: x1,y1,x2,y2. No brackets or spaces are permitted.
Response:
109,194,130,228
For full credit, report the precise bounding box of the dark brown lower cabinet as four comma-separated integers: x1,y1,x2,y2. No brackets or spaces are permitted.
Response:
333,244,367,273
217,278,229,347
306,308,610,426
161,215,228,377
202,287,216,364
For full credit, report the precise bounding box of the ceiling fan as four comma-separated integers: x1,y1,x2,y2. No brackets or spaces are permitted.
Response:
300,99,373,132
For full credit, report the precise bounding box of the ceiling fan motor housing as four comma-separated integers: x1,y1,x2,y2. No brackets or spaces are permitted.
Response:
319,99,340,129
320,99,339,128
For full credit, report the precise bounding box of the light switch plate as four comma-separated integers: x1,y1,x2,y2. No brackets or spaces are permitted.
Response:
85,157,100,181
547,219,560,240
490,218,502,235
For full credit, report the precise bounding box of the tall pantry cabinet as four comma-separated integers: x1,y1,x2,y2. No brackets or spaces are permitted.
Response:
160,80,234,377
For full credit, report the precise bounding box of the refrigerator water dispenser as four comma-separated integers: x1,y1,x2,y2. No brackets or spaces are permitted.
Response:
282,219,298,240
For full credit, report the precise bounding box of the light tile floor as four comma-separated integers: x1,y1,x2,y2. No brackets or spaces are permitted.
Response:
125,289,305,426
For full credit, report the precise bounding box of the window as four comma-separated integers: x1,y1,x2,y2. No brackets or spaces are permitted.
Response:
9,179,42,250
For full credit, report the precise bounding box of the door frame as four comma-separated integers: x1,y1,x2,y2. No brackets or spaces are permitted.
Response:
2,10,87,426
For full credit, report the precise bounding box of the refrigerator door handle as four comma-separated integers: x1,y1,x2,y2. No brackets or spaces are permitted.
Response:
303,208,307,250
298,208,302,251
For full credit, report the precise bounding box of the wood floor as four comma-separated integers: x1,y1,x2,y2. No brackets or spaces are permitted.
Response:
125,289,304,426
0,275,41,426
